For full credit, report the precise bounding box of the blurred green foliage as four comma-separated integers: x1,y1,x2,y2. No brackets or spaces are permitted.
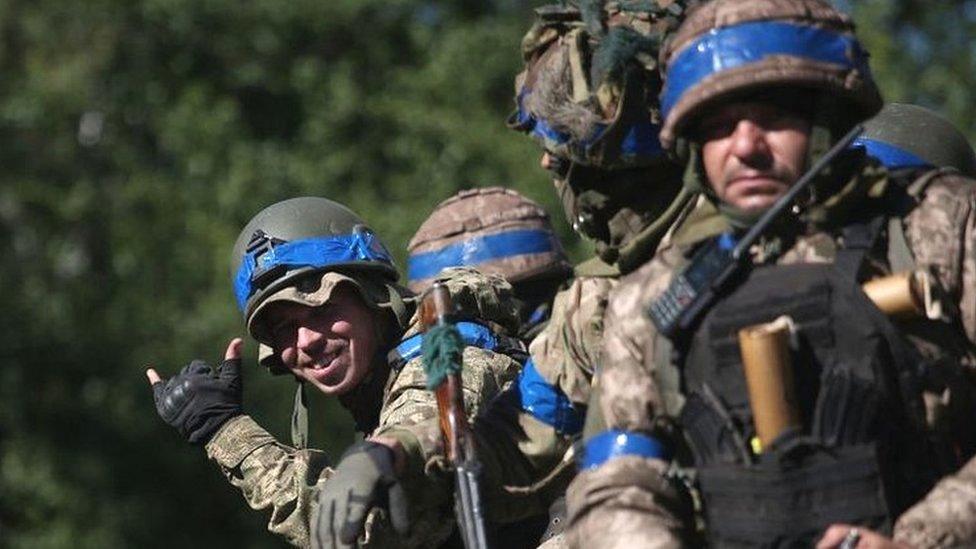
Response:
1,0,975,547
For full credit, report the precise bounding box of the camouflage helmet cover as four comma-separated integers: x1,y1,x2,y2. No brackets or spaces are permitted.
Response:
406,187,572,293
854,103,976,177
509,0,691,169
659,0,883,148
230,197,403,337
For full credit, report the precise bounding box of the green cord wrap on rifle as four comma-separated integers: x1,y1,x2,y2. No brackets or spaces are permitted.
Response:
422,324,464,390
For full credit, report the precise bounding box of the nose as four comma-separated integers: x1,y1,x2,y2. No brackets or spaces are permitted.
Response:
296,326,323,352
728,118,770,161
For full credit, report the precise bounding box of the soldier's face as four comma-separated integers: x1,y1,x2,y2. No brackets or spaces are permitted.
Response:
266,285,378,396
699,101,811,213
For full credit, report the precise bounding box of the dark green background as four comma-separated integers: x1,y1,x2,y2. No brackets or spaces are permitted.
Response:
1,1,973,546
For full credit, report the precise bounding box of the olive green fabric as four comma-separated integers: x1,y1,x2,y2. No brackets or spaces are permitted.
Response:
863,103,976,177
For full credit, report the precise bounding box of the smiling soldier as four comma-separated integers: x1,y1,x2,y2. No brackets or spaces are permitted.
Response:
147,196,526,548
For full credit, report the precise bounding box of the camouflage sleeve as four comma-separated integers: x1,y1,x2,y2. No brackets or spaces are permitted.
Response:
448,276,617,520
372,345,525,540
565,250,694,548
205,415,333,548
903,172,976,344
528,276,617,405
893,455,976,548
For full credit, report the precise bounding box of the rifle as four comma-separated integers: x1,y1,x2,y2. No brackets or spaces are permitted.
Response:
420,282,491,549
649,124,864,339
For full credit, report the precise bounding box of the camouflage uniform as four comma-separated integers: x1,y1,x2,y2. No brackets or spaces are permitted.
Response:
569,171,976,547
858,106,976,549
566,1,976,546
894,454,976,548
183,195,530,549
459,5,695,543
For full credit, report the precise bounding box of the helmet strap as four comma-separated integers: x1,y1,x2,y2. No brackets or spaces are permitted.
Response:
291,381,309,450
385,283,410,330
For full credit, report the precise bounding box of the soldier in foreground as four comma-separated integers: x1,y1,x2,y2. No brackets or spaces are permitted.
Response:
568,0,976,546
406,187,573,342
818,106,976,549
147,197,526,548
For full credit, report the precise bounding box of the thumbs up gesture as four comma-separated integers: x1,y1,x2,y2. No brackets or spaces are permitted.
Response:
146,338,245,445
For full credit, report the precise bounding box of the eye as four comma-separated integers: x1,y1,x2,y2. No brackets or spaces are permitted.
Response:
696,113,737,142
270,318,297,346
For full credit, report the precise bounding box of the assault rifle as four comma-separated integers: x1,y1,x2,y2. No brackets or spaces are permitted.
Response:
420,283,490,549
649,124,864,339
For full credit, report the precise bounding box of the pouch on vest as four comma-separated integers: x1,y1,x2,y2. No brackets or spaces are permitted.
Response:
677,222,942,548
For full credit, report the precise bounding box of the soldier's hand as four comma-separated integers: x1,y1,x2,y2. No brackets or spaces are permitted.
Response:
146,338,244,445
312,439,409,548
816,524,911,549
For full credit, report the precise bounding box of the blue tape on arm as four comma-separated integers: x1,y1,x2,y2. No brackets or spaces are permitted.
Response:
407,229,558,282
233,232,393,310
662,21,872,120
515,358,584,435
581,430,669,469
392,322,500,365
851,137,932,171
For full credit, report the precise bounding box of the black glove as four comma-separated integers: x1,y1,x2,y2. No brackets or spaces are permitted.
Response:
313,440,410,548
151,358,243,445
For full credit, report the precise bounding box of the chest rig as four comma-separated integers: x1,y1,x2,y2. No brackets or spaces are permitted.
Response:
675,219,943,548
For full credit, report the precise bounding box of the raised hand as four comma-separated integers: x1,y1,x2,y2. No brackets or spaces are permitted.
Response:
146,338,245,445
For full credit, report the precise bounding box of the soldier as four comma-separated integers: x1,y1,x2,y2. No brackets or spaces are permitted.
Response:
445,3,695,545
818,107,976,549
406,187,573,342
567,0,976,547
147,197,526,548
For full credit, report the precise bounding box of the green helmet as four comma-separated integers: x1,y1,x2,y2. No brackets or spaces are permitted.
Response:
853,103,976,177
231,197,405,344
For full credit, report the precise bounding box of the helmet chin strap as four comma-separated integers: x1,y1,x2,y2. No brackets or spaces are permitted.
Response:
291,381,309,449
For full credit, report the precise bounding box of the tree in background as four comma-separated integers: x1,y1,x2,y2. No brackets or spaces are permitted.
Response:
0,1,974,547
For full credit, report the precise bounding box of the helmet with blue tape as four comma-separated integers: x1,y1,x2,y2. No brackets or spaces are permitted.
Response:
406,187,571,293
853,103,976,177
508,0,690,169
230,197,409,358
658,0,882,149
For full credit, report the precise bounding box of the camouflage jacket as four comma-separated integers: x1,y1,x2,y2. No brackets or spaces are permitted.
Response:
204,268,524,548
894,453,976,548
566,169,976,548
469,271,617,526
470,209,698,532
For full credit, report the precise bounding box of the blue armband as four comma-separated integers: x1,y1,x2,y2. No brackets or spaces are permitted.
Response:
514,358,583,435
581,430,669,470
390,321,513,369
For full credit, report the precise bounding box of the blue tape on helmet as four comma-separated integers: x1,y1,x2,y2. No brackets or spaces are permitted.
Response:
661,21,872,121
234,232,393,311
515,358,583,435
408,229,558,283
392,321,502,365
581,430,669,469
851,137,933,171
513,90,664,162
513,90,578,145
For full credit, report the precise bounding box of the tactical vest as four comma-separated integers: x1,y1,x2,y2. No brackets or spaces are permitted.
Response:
676,220,948,547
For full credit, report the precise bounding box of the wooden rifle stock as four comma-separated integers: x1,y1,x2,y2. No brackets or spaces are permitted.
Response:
420,283,489,549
